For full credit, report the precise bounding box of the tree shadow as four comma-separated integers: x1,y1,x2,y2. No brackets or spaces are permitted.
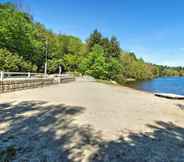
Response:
1,101,184,162
0,100,102,162
90,121,184,162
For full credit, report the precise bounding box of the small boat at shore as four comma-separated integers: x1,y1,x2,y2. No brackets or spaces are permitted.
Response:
154,93,184,99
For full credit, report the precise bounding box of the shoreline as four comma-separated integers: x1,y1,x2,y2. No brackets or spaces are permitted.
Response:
96,79,155,95
123,76,184,96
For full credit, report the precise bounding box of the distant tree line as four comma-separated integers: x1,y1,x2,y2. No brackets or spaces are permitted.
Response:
0,3,184,83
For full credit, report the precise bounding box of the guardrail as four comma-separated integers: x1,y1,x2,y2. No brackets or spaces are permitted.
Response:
0,71,45,81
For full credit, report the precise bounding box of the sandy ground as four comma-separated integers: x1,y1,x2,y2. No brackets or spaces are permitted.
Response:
1,81,184,161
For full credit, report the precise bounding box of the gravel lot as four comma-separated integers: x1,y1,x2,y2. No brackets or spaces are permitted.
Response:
1,81,184,161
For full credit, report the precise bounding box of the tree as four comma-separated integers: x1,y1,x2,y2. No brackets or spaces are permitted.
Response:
0,3,85,73
107,36,121,58
0,2,183,80
0,48,36,72
79,45,108,79
0,3,44,71
63,54,80,72
106,58,122,80
79,44,123,81
120,52,154,80
86,30,121,59
86,29,102,50
48,59,64,73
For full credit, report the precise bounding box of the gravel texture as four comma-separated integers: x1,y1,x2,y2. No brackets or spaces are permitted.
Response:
0,81,184,161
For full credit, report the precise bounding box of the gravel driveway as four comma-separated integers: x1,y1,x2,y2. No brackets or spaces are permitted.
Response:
1,81,184,161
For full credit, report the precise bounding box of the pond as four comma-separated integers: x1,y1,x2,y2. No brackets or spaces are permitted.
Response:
127,77,184,95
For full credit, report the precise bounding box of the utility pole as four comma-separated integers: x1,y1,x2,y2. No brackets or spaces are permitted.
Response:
44,39,48,77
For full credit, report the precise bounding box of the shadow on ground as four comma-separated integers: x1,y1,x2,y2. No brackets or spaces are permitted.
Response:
0,101,184,162
0,101,102,162
90,121,184,162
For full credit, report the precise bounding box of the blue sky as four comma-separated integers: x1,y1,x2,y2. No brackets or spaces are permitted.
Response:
1,0,184,66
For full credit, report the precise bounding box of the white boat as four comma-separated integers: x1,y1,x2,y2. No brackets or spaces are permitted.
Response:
154,93,184,99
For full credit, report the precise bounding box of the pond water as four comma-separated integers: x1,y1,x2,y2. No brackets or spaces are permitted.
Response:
127,77,184,95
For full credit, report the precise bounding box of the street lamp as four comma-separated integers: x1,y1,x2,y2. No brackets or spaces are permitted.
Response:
44,39,48,77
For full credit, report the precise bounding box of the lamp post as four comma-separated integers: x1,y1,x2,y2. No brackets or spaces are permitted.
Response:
44,39,48,77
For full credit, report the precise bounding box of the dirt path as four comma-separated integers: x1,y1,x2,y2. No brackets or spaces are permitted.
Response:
1,81,184,161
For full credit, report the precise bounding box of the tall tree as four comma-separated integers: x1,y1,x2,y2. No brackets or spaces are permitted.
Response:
86,29,102,50
107,36,121,58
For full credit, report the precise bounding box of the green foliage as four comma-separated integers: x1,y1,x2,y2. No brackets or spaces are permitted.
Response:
48,59,64,73
155,65,184,77
86,29,121,58
0,3,46,72
0,2,183,83
64,54,80,72
86,29,102,50
58,35,85,55
0,48,36,72
161,69,180,76
120,52,154,80
79,45,108,79
106,58,123,80
0,3,85,73
0,4,43,62
79,44,123,81
107,36,121,58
